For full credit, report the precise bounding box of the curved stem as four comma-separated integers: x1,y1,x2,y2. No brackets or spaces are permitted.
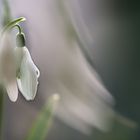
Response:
12,24,22,34
1,17,26,35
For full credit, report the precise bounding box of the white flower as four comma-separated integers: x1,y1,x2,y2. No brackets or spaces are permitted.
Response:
0,33,40,102
15,47,40,100
0,33,18,102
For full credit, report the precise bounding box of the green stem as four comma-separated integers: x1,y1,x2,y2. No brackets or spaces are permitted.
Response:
26,94,60,140
0,1,24,140
1,17,26,35
0,86,5,140
2,0,11,25
14,24,22,34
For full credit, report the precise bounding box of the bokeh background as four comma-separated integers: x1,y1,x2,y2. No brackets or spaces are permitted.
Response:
0,0,140,140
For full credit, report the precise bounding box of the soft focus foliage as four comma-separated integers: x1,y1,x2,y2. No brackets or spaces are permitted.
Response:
26,94,60,140
0,0,140,140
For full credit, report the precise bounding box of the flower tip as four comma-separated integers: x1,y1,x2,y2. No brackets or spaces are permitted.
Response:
10,97,17,102
23,94,36,101
6,82,18,102
8,92,18,102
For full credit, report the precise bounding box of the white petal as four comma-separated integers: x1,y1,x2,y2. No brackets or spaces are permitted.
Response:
0,33,16,77
14,47,25,71
5,80,18,102
0,33,18,101
17,47,40,100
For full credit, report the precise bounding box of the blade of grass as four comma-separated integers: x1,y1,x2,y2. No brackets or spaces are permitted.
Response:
26,94,60,140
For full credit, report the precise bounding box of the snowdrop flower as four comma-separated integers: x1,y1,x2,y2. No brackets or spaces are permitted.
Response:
0,33,18,102
15,33,40,101
0,18,40,102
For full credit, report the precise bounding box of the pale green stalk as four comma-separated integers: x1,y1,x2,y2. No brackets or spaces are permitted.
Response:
2,0,11,26
26,94,60,140
0,0,25,137
0,86,5,140
0,0,11,139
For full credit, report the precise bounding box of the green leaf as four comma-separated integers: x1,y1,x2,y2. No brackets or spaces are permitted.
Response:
26,94,60,140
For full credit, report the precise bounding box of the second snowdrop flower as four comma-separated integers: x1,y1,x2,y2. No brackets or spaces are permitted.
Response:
0,33,18,102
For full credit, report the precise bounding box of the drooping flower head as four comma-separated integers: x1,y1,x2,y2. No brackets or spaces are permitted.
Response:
15,33,40,100
0,17,40,102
